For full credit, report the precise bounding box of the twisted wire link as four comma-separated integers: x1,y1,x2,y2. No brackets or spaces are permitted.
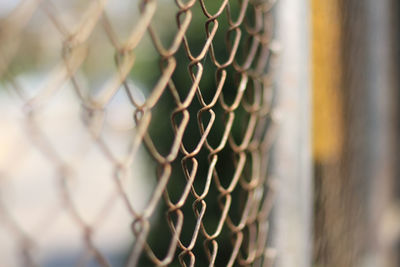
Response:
0,0,279,266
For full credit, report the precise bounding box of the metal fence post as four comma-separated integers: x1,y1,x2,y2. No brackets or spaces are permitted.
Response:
273,0,313,267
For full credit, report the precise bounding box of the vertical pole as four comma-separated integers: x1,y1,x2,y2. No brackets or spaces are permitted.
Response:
363,1,397,266
340,1,398,266
273,0,312,267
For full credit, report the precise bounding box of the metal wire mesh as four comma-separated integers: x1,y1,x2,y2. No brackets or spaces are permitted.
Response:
0,0,278,266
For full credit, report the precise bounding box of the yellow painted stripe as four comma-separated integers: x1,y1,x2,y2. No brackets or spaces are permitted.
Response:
312,0,343,161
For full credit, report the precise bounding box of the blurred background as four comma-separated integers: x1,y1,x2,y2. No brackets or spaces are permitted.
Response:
312,0,400,266
0,0,400,267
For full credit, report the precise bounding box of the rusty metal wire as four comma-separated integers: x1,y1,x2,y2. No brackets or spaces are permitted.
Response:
0,0,278,266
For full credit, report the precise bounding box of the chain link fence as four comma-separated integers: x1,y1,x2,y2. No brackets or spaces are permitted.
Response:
0,0,280,266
